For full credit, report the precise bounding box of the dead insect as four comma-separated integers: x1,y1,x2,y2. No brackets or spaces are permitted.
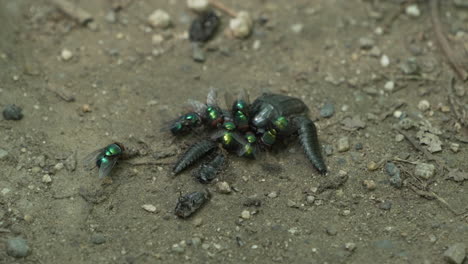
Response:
174,190,210,218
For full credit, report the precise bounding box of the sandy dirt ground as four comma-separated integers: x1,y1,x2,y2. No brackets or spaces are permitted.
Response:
0,0,467,263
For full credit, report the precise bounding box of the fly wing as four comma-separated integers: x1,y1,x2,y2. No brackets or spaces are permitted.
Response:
238,88,250,105
224,91,234,110
98,157,118,179
82,148,104,170
206,87,218,106
252,104,274,128
187,99,206,115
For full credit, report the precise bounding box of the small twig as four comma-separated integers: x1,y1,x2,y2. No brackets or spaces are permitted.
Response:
430,0,468,80
409,185,466,216
47,83,75,102
392,157,418,165
379,101,406,121
49,0,93,25
209,0,237,17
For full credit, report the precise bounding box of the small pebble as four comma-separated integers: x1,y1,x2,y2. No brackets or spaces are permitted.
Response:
151,34,164,45
229,11,253,38
306,195,315,204
7,237,30,258
325,226,338,236
384,81,395,91
359,37,374,49
290,23,304,33
393,110,403,118
287,199,298,208
337,137,350,152
148,9,171,28
395,134,404,142
450,143,460,153
418,100,430,111
3,104,23,120
54,162,64,171
90,233,106,245
105,11,117,23
380,54,390,67
193,217,203,227
191,237,202,247
240,210,251,219
171,243,185,254
362,179,376,190
0,148,8,160
400,58,420,75
369,46,382,57
192,42,205,62
406,4,421,17
187,0,209,12
141,204,157,213
379,200,392,210
367,161,379,171
324,145,334,156
42,174,52,183
61,49,73,61
443,243,466,264
320,102,335,118
252,40,261,50
345,242,356,252
216,181,232,194
414,163,435,180
267,191,278,198
82,104,91,113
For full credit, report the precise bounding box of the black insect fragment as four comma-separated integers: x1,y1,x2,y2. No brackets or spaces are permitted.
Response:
189,11,220,43
174,190,210,218
3,104,23,120
194,153,225,184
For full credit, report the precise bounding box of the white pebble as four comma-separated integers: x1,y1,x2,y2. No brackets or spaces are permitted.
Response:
61,49,73,61
141,204,157,213
187,0,209,12
229,11,253,39
393,110,403,118
241,210,251,219
450,143,460,153
384,81,395,91
414,163,435,180
406,4,421,17
290,23,304,33
252,40,261,50
417,100,430,111
151,34,164,45
380,54,390,67
148,9,171,29
216,181,232,194
54,162,64,171
42,174,52,183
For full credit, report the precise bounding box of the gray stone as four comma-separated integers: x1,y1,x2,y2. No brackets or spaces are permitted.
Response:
379,200,392,210
7,237,30,258
90,233,106,245
337,137,350,152
0,148,8,160
324,145,334,156
359,37,375,49
385,162,399,176
320,102,335,118
192,42,205,62
443,243,466,264
326,226,338,236
3,104,23,120
399,58,420,75
414,163,435,180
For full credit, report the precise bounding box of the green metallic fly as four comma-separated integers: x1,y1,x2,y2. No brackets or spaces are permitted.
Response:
83,142,125,179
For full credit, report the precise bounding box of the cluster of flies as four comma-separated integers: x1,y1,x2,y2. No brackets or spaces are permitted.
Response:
83,89,327,218
82,8,327,218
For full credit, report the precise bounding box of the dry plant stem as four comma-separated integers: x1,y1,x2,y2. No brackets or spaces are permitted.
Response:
209,0,237,17
409,185,466,216
430,0,468,81
393,127,448,172
49,0,93,25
